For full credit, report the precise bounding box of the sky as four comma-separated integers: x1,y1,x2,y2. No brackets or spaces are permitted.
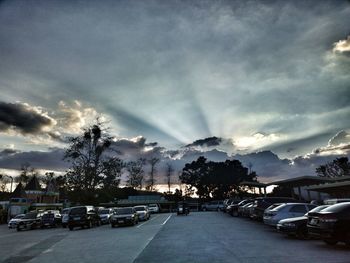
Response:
0,0,349,184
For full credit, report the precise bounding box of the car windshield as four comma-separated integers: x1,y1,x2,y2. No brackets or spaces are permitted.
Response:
70,207,86,215
134,207,146,211
62,209,70,214
14,214,24,219
99,209,110,214
115,208,133,215
149,204,157,207
307,205,329,214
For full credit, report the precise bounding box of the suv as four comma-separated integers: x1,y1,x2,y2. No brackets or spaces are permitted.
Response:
201,201,224,211
110,207,139,227
41,210,61,228
68,206,101,230
307,202,350,245
251,197,297,221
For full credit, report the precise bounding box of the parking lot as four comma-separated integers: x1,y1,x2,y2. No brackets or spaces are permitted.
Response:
1,212,349,263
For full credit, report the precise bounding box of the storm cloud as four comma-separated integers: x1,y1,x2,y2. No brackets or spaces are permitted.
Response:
0,101,55,135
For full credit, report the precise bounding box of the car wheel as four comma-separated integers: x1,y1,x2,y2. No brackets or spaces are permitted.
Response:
324,239,338,245
69,226,74,231
87,220,93,229
111,224,115,228
17,226,21,232
202,208,206,211
232,211,238,217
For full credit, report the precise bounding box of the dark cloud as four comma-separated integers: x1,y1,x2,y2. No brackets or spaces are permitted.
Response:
0,148,67,171
0,148,19,158
185,136,222,148
0,101,55,135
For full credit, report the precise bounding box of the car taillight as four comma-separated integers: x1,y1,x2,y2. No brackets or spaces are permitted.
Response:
319,215,337,223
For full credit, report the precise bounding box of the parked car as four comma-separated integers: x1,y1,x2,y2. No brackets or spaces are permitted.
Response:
61,208,70,228
148,204,160,213
41,210,62,228
16,212,42,231
250,197,297,221
224,200,240,214
231,199,253,217
201,201,224,211
98,208,114,224
110,207,139,227
134,206,150,221
263,203,317,226
240,202,255,218
8,214,25,229
307,202,350,245
68,206,101,231
277,205,329,238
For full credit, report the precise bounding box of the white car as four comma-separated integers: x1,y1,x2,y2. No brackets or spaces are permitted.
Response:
98,208,113,224
134,206,150,221
148,204,160,213
8,214,25,229
263,203,317,226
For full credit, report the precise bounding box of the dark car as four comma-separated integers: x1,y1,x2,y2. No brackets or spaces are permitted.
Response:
277,205,329,238
110,207,138,227
230,199,253,217
307,202,350,245
41,210,62,228
17,212,42,231
251,197,297,221
68,206,101,231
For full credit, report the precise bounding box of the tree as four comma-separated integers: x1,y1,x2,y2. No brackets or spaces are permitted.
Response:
180,157,257,199
316,157,350,178
146,157,160,191
15,163,37,184
63,122,123,202
0,174,10,192
165,163,174,193
126,158,145,189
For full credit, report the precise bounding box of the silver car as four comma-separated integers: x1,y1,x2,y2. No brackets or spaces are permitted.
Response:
263,203,317,226
134,206,150,221
98,208,113,224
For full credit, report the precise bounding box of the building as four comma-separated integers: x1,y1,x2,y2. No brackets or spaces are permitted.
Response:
8,176,63,218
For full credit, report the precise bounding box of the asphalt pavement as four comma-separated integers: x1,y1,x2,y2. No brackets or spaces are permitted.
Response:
0,212,349,263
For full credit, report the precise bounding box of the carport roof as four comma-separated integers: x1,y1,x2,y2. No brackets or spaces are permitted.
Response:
306,181,350,193
266,176,332,187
